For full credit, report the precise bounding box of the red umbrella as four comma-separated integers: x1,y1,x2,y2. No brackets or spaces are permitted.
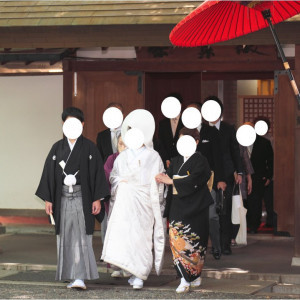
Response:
170,0,300,104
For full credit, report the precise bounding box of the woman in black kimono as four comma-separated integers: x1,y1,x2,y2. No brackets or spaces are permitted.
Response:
156,127,213,294
36,107,110,290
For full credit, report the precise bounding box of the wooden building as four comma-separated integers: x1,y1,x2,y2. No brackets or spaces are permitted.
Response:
1,0,300,262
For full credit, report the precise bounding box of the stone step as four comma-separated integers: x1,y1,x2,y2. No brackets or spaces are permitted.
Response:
272,283,300,295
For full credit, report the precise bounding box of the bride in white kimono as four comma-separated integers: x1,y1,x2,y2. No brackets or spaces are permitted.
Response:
101,110,165,289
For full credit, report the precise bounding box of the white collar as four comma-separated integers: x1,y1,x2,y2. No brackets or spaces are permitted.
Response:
209,119,221,130
67,139,77,151
171,114,180,121
183,156,190,163
197,123,202,132
110,126,121,132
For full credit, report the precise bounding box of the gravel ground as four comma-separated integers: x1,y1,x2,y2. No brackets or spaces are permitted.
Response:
0,283,298,299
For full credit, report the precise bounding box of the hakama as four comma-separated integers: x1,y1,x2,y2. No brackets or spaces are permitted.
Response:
56,186,99,281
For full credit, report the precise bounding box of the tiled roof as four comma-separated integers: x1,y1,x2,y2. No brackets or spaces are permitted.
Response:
0,0,203,26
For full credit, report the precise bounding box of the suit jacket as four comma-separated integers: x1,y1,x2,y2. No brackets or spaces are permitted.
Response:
197,123,225,186
158,117,184,162
96,129,113,163
250,135,274,180
164,152,213,219
217,121,243,180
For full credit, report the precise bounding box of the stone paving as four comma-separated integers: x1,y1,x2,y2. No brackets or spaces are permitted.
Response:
0,232,300,298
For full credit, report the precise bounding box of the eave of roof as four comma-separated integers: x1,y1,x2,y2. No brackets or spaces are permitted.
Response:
0,0,203,26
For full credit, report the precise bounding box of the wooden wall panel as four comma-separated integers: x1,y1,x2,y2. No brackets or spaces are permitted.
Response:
68,71,144,143
274,75,296,235
144,72,202,136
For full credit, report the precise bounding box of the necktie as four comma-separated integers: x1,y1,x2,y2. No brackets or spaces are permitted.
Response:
112,130,118,153
172,118,178,137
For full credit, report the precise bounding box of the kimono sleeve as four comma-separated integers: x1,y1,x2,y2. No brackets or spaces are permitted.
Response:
35,144,57,203
91,146,110,202
166,158,174,178
109,155,122,197
173,155,211,198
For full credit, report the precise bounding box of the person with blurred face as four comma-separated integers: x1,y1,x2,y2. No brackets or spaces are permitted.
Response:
246,121,273,233
158,93,184,168
156,127,213,294
204,96,243,255
36,107,110,290
101,134,129,278
187,102,226,260
96,102,124,163
101,110,165,290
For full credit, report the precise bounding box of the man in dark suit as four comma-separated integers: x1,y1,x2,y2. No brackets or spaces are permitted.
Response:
247,130,274,233
187,102,226,260
204,96,243,255
158,93,184,168
96,102,123,163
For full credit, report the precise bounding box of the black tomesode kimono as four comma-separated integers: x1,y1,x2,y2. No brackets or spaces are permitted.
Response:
36,135,110,235
165,152,213,283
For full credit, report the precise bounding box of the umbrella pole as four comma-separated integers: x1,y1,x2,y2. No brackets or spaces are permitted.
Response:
262,9,300,107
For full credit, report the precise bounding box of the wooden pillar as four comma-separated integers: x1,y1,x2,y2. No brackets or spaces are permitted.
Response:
274,71,296,235
292,45,300,265
62,59,74,109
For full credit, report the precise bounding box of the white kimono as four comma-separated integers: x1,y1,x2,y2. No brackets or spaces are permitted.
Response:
101,146,165,280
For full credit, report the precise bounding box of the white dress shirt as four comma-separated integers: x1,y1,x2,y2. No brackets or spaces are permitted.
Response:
197,123,202,133
170,115,180,137
209,119,221,130
110,126,121,153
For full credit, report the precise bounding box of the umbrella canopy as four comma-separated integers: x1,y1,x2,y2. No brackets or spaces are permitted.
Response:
170,0,300,47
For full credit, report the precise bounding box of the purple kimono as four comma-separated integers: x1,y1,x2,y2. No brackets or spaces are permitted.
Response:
103,152,119,213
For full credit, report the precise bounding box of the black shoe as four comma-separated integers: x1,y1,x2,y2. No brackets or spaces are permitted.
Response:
221,247,232,255
249,229,258,234
209,247,214,254
213,250,221,260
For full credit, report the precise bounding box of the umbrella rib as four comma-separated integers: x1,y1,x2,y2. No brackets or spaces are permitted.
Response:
172,3,216,46
192,3,221,46
198,4,223,45
234,5,241,39
275,2,285,23
214,1,234,44
191,6,217,46
208,2,227,44
279,1,300,20
253,7,261,32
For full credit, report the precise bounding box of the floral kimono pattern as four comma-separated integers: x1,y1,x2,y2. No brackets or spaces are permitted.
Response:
169,221,206,282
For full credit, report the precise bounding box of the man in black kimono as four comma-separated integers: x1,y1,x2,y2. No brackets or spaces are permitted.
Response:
204,96,243,255
187,102,226,260
36,107,110,290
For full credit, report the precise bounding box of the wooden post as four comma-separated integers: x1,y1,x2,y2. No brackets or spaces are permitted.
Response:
62,59,74,109
292,45,300,266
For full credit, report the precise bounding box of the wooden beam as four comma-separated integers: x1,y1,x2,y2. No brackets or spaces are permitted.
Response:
0,22,300,48
63,58,294,73
202,72,274,80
